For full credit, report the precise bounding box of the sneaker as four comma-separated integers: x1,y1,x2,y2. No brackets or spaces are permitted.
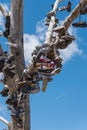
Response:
46,18,50,22
35,45,42,52
0,87,9,94
11,114,19,121
18,81,26,88
6,97,15,105
42,44,49,48
9,64,16,70
53,26,65,33
6,42,19,48
38,68,53,73
39,55,46,63
16,120,23,128
28,86,40,94
51,68,61,75
58,39,68,49
47,10,55,18
47,76,53,82
45,22,49,26
2,92,9,97
3,66,16,78
72,21,87,28
61,34,75,41
80,6,87,15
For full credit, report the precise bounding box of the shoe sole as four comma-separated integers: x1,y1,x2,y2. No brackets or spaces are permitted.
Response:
51,68,61,75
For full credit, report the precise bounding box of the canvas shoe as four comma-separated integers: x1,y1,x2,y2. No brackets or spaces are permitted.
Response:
54,26,65,33
47,10,55,18
51,68,61,75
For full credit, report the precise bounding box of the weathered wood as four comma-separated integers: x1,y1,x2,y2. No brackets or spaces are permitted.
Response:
9,0,30,130
45,0,60,44
61,0,87,32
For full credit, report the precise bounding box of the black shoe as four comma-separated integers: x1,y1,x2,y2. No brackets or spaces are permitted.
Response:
2,92,9,97
0,87,9,96
28,86,40,94
47,76,53,82
11,113,20,121
47,10,55,18
18,81,26,88
16,119,23,128
0,87,9,93
61,34,75,41
72,21,87,28
6,97,17,105
38,68,53,73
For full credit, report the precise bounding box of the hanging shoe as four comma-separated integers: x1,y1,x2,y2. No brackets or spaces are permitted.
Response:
80,5,87,15
47,10,55,18
47,76,53,82
54,26,65,33
6,42,19,48
28,86,40,94
16,119,23,128
38,67,53,73
61,34,75,41
18,81,26,88
11,113,19,121
51,68,61,75
0,87,9,94
9,64,16,70
72,21,87,28
45,22,49,26
46,17,50,22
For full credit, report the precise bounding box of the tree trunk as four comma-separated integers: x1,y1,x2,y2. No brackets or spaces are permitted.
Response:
9,0,30,130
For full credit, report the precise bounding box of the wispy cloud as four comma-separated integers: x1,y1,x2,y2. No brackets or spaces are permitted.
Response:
56,94,65,100
24,34,40,63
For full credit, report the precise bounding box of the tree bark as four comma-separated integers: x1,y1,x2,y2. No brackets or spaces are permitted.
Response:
9,0,30,130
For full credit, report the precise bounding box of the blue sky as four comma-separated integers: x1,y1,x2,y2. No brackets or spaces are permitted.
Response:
0,0,87,130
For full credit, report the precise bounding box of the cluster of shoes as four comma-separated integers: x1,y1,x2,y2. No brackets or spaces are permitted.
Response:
0,85,24,128
0,51,16,78
31,42,62,91
58,1,72,12
45,4,75,50
72,4,87,28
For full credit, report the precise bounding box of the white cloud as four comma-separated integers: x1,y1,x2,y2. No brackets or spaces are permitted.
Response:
59,41,83,63
24,34,40,63
36,19,47,43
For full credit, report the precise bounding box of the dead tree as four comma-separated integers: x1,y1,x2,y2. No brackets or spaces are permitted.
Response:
0,0,87,130
6,0,30,130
